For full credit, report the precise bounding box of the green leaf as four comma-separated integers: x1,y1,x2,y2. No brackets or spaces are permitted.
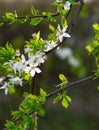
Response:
59,74,67,82
40,88,47,97
86,45,93,53
48,33,56,41
93,23,99,33
38,107,46,117
53,94,62,104
31,6,39,15
61,16,67,27
11,110,23,121
30,17,43,26
42,12,56,22
22,115,33,128
25,31,45,54
62,97,69,108
8,86,15,94
16,18,27,24
0,42,15,62
5,120,16,130
57,3,63,13
61,91,72,108
68,0,79,4
49,24,55,32
65,95,72,103
2,12,16,24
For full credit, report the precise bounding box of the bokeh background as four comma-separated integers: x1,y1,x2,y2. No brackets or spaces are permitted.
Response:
0,0,99,129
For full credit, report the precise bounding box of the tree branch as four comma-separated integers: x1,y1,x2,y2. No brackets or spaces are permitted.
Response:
45,0,84,55
46,74,95,99
0,12,60,23
31,74,37,94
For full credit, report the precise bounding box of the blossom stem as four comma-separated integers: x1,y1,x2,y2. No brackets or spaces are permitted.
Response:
31,74,37,94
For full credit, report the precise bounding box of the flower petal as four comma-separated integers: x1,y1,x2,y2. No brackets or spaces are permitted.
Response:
63,33,71,38
35,68,41,73
24,66,31,73
30,70,35,77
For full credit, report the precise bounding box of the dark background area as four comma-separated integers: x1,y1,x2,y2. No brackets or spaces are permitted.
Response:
0,0,99,129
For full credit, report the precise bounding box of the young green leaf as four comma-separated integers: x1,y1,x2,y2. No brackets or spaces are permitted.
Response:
49,24,55,32
16,18,27,24
53,94,62,104
65,95,72,103
31,6,39,15
59,74,68,83
8,86,15,95
40,88,47,97
5,120,16,130
61,91,72,108
68,0,79,4
30,17,43,26
0,42,15,62
93,23,99,33
61,16,67,27
2,12,16,24
62,96,69,108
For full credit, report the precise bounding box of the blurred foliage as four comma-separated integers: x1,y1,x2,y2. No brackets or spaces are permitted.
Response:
0,0,99,130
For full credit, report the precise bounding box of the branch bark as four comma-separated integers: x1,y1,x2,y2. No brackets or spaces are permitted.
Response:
46,74,95,99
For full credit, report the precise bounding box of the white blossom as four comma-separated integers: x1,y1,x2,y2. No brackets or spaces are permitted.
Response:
9,75,23,86
27,51,46,65
24,63,41,77
9,54,27,74
56,24,71,42
35,52,46,64
0,82,9,95
24,47,32,54
63,1,71,10
45,41,58,51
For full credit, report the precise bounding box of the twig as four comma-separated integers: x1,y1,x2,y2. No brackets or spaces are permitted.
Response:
45,0,84,55
0,12,60,23
31,74,37,94
67,0,85,32
46,74,95,99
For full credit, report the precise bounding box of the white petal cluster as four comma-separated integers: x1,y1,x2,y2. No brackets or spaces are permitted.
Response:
44,41,58,51
63,1,71,10
56,24,71,42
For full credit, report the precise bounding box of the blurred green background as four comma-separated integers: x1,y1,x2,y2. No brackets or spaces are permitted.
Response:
0,0,99,129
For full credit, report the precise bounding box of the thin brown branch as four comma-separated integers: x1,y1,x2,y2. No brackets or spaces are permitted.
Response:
0,12,60,23
67,0,85,32
17,12,60,19
31,74,37,94
46,74,95,99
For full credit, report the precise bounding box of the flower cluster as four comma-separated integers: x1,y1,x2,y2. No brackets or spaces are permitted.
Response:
0,0,71,95
56,24,71,42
